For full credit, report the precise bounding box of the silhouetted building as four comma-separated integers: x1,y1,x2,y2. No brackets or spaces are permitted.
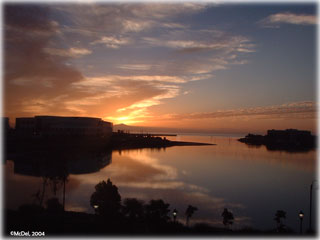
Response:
3,117,10,132
15,117,36,136
239,129,316,152
15,116,112,137
267,129,311,138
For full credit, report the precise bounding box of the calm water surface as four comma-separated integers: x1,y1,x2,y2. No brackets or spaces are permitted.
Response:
5,135,316,232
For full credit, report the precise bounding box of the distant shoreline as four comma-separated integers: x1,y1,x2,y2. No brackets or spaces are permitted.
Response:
5,132,215,155
110,132,215,150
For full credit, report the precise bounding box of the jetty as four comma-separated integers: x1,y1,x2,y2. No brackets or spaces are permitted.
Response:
110,131,213,150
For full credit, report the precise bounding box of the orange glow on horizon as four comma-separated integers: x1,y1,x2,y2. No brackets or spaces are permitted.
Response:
103,116,144,126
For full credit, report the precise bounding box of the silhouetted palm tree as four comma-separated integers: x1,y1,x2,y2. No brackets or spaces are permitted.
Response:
222,208,234,228
185,205,198,227
39,176,48,207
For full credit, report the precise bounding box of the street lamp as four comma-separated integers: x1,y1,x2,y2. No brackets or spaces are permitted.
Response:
299,210,304,234
172,209,178,223
309,180,318,232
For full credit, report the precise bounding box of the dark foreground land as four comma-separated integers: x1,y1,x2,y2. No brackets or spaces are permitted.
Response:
5,205,308,237
5,178,316,237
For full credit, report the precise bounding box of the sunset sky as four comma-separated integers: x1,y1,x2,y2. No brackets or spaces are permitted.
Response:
4,3,317,134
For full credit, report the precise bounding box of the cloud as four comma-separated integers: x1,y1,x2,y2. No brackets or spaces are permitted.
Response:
117,64,155,71
68,75,183,122
142,30,255,53
53,3,207,37
163,101,317,121
44,47,92,57
4,4,84,119
122,19,154,32
90,36,131,48
260,12,317,27
69,73,214,122
115,84,180,112
4,3,255,127
138,30,255,75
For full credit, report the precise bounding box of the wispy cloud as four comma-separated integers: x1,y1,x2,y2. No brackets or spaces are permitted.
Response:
260,12,317,27
90,36,131,48
44,47,92,57
164,101,317,121
72,75,188,91
54,3,207,36
4,3,255,126
116,84,180,112
70,75,183,121
142,32,255,53
4,5,85,119
117,64,154,71
122,19,154,32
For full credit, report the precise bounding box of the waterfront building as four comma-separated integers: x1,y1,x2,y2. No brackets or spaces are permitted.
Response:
267,129,311,137
15,116,113,137
3,117,10,131
15,117,36,136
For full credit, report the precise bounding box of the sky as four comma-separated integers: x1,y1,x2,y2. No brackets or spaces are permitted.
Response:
4,2,317,134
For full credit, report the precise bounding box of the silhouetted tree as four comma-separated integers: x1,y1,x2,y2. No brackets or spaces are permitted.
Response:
222,208,234,228
274,210,286,231
122,198,145,220
49,176,62,196
145,199,170,223
90,179,121,218
185,205,198,227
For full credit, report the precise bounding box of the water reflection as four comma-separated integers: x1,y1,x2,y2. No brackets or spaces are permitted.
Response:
9,149,112,177
4,135,316,232
6,148,112,211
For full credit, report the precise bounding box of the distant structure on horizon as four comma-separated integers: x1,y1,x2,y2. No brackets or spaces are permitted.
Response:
14,116,113,137
267,129,312,138
238,128,316,152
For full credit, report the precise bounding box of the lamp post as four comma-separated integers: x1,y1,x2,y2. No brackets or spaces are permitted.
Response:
172,209,178,223
299,210,304,234
309,180,317,232
93,204,99,214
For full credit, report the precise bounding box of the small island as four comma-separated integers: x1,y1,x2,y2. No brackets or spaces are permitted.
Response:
238,129,316,152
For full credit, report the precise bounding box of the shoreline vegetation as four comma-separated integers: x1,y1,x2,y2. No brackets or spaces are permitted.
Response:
5,179,310,236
